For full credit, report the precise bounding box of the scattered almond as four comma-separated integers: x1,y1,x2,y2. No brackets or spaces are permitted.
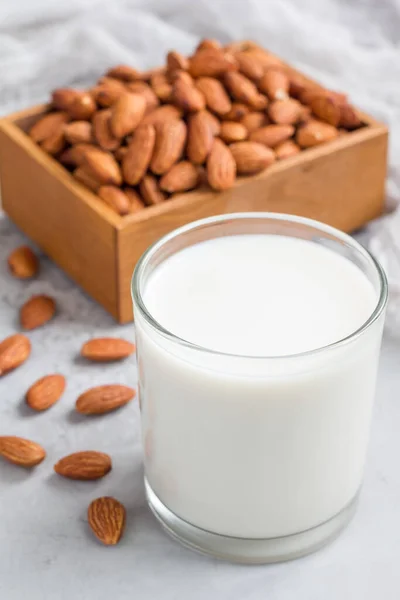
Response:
88,496,126,545
7,246,39,279
54,451,112,480
26,374,66,411
76,384,136,415
20,295,56,330
0,334,31,376
81,337,135,361
0,436,46,467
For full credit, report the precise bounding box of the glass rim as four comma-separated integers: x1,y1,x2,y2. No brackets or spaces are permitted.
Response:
131,212,388,361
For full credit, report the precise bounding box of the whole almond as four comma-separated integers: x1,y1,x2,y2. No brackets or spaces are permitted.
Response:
206,138,236,191
124,188,146,213
160,161,200,193
92,78,127,107
169,71,193,86
110,93,146,138
234,50,265,81
150,119,187,175
196,39,222,52
311,94,341,127
296,120,339,148
20,295,56,331
241,111,269,133
150,71,172,102
339,103,362,129
122,123,156,185
8,246,39,278
76,384,136,415
83,148,122,186
98,186,131,216
258,69,289,100
241,48,283,70
74,167,102,192
172,79,205,112
88,496,126,546
26,374,66,411
126,81,160,114
54,451,112,480
249,124,294,148
222,102,249,121
0,334,31,376
167,51,189,73
52,88,81,111
224,72,267,109
92,109,120,151
275,140,301,160
107,64,141,82
268,98,302,125
60,143,97,167
41,130,66,155
186,111,214,164
63,121,93,144
140,175,167,205
203,110,221,136
114,146,128,162
195,77,231,115
230,141,276,174
67,92,96,121
29,112,69,143
0,436,46,467
141,105,182,127
189,48,238,78
220,121,248,143
81,337,135,361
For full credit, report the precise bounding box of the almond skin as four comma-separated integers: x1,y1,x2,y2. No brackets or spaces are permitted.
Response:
172,79,205,112
141,104,183,127
92,78,127,107
195,77,232,115
206,138,236,191
241,111,269,133
275,140,301,160
196,38,222,52
63,121,93,144
66,92,96,120
249,124,294,148
230,141,276,174
122,123,156,185
222,103,249,121
52,88,81,111
160,161,200,193
186,111,214,164
258,69,289,100
220,121,248,143
88,497,126,546
29,112,69,143
202,110,221,136
83,148,122,186
98,186,131,216
76,384,136,415
20,295,56,331
167,50,189,73
296,120,339,148
150,119,187,175
54,451,112,480
8,246,39,278
41,130,66,155
74,167,102,192
107,64,141,82
150,71,172,102
60,143,97,167
139,175,167,205
268,98,302,125
0,436,46,467
81,337,136,361
189,48,238,78
235,51,265,81
110,93,146,138
124,188,146,213
0,334,31,376
92,109,120,151
126,81,160,114
26,374,66,411
224,72,267,110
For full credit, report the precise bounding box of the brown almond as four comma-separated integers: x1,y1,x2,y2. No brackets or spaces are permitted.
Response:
169,70,194,86
76,384,136,415
220,121,248,143
73,167,102,192
124,188,146,213
195,77,231,115
230,141,276,174
8,246,39,279
54,451,112,480
107,64,141,82
241,48,283,70
172,79,205,112
275,140,301,160
83,148,122,186
114,146,128,162
20,295,56,331
52,88,81,111
249,124,294,148
241,111,269,133
189,48,238,78
0,436,46,467
160,161,200,193
0,334,31,376
26,374,66,411
186,111,214,164
196,39,222,52
122,123,156,185
222,102,249,122
92,78,127,107
110,93,146,138
98,186,131,216
150,119,187,175
141,104,182,127
126,81,160,114
150,71,172,102
206,138,236,191
224,72,267,109
88,497,126,545
63,121,93,144
67,92,96,120
29,112,69,143
268,98,302,125
167,50,189,73
92,109,120,151
310,94,341,127
296,120,339,148
235,51,265,81
60,143,97,167
339,103,362,129
81,337,135,361
140,175,167,205
203,110,221,136
41,129,66,155
258,69,289,100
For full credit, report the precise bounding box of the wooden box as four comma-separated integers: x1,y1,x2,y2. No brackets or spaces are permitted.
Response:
0,60,388,323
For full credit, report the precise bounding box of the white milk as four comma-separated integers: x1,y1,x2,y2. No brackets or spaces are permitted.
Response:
135,234,384,539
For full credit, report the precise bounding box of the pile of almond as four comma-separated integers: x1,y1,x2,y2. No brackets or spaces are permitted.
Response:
28,39,363,216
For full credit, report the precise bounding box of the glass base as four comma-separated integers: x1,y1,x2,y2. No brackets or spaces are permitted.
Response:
145,479,359,564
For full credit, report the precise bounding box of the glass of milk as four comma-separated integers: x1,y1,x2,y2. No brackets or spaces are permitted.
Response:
131,213,387,563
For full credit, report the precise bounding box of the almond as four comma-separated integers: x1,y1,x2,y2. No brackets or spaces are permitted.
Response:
0,334,31,376
0,436,46,467
110,93,146,138
122,123,156,185
139,175,167,205
241,48,283,70
124,188,146,213
167,50,189,73
20,295,56,330
339,103,362,129
296,120,339,148
52,88,81,111
60,143,97,167
150,71,172,102
54,451,112,480
67,92,96,120
141,104,182,127
172,79,205,112
98,186,130,215
169,71,194,86
76,384,136,415
114,146,128,162
160,161,200,193
230,141,276,174
126,81,160,114
203,110,221,136
249,124,294,148
83,148,122,186
73,167,102,192
88,497,126,546
206,138,236,191
224,72,267,109
26,374,66,411
92,109,120,151
275,140,301,160
81,337,135,361
8,246,39,278
92,78,127,107
150,119,187,175
220,121,248,143
196,39,222,51
63,121,93,144
235,51,265,81
258,69,289,100
195,77,231,115
107,64,141,82
29,112,69,143
268,98,302,125
241,111,269,133
189,48,238,78
40,130,66,155
222,102,249,122
186,111,214,164
311,94,362,130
